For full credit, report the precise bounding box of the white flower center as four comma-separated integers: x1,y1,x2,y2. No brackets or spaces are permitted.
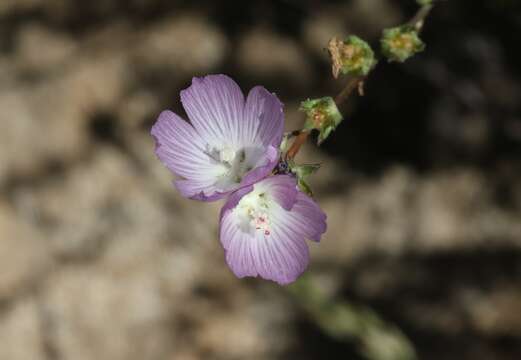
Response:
235,189,273,236
218,147,236,164
207,145,264,189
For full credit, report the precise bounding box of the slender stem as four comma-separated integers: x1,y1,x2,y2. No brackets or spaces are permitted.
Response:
407,4,433,32
334,76,365,105
286,130,310,160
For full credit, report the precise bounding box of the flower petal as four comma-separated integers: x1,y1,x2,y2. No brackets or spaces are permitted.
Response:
244,86,284,147
275,192,327,242
151,110,228,200
220,210,309,285
254,174,298,210
180,74,245,147
174,179,227,201
238,145,280,189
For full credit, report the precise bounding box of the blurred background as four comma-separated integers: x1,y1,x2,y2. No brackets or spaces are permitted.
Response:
1,0,521,359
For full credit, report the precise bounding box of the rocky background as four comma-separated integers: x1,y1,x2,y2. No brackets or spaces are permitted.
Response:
1,0,520,359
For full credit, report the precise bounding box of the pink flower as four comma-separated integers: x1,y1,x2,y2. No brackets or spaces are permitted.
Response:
220,175,326,285
151,74,283,201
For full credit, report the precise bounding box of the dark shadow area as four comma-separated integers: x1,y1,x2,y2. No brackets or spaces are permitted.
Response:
289,318,366,360
89,111,120,143
331,248,521,360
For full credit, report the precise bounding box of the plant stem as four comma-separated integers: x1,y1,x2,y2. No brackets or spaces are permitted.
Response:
334,76,365,105
407,4,434,32
286,130,310,160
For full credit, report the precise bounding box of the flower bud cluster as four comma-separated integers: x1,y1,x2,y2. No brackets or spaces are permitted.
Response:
381,26,425,63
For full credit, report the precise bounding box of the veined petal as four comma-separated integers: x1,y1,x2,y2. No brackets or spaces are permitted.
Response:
244,86,284,147
175,179,228,201
151,110,227,200
273,192,327,242
253,174,298,210
219,175,326,285
180,75,245,147
220,209,309,285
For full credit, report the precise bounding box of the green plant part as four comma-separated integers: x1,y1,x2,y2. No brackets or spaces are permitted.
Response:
300,97,343,145
279,132,292,153
289,162,321,196
417,0,432,5
288,275,418,360
328,36,377,78
381,26,425,63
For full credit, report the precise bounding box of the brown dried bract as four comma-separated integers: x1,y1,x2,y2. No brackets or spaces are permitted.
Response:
328,37,343,79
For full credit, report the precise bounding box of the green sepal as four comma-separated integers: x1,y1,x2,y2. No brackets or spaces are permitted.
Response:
318,125,335,145
297,178,314,196
292,163,321,178
288,162,320,197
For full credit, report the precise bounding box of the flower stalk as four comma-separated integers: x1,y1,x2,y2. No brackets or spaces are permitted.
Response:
334,76,366,105
408,3,434,32
286,130,310,160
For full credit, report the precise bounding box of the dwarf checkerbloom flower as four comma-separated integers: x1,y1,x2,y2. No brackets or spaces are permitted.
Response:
220,175,326,285
151,74,327,284
152,74,283,201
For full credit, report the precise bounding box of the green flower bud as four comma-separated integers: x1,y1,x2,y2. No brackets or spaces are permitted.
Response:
300,97,343,145
328,36,377,78
381,26,425,63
